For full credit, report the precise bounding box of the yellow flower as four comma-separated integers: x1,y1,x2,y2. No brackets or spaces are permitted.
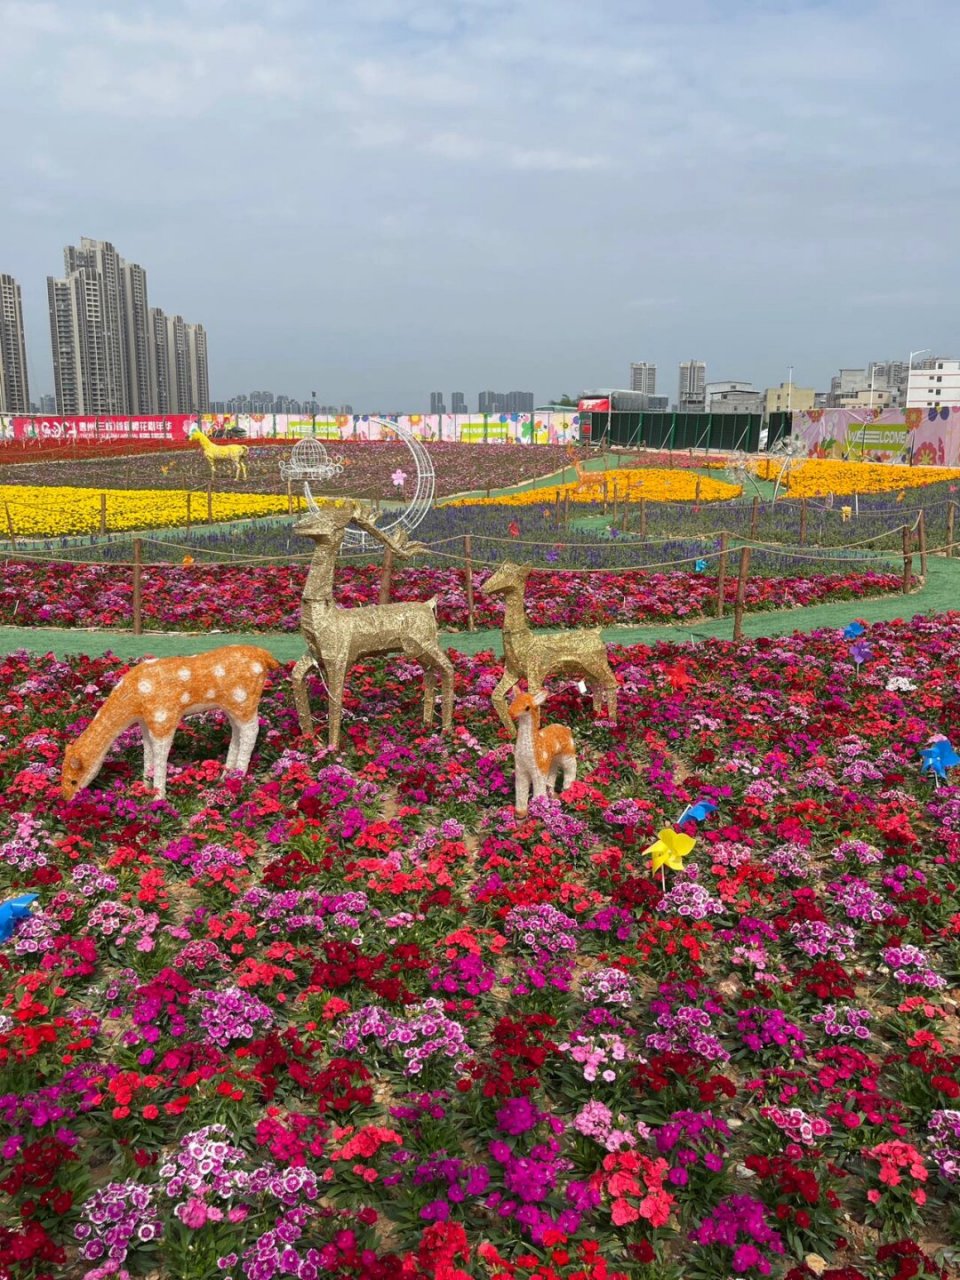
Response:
759,459,960,499
444,468,740,508
0,485,290,537
644,827,696,873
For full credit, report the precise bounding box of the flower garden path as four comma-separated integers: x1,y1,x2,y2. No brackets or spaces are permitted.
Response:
3,548,959,663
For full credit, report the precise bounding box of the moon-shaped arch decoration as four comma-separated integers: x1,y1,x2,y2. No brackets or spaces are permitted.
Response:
301,416,435,551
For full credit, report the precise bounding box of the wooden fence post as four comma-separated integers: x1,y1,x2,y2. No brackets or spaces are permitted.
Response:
799,498,807,546
380,548,394,604
287,479,293,517
186,492,192,530
733,544,751,640
902,526,912,595
716,533,728,618
750,495,759,539
918,510,927,580
695,476,702,503
949,501,956,557
207,483,213,523
99,492,107,536
464,535,475,631
639,497,647,536
132,539,143,635
4,503,16,551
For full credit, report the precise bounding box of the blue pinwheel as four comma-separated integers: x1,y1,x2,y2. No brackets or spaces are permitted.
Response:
677,798,718,826
694,559,707,573
921,737,960,784
843,621,866,639
0,894,37,943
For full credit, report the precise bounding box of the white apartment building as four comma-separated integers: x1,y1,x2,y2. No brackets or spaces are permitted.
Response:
906,358,960,408
629,362,656,395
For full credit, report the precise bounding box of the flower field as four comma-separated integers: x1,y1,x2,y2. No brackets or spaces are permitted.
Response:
753,459,960,499
444,470,741,508
2,615,960,1279
0,487,290,538
0,560,907,632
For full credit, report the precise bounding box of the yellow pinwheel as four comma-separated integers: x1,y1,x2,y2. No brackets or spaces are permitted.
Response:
644,827,696,875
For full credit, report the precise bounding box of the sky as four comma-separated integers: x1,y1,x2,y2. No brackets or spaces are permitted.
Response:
2,0,959,410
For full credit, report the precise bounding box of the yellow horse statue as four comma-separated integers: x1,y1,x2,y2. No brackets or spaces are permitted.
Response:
190,426,248,480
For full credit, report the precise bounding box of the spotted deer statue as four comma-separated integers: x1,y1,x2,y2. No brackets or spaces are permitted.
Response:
61,645,279,801
510,689,577,818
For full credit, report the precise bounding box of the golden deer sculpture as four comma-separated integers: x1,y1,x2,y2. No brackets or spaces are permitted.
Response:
61,646,279,801
291,493,454,749
190,426,248,479
483,560,618,736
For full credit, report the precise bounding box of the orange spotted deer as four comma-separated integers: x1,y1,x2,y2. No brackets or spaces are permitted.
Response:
61,645,279,802
509,689,577,818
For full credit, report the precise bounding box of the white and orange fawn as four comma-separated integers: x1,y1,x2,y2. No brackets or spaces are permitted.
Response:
510,689,577,818
61,646,279,801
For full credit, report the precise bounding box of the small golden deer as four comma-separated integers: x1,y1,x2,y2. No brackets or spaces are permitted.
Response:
190,426,248,479
61,645,279,801
509,689,577,817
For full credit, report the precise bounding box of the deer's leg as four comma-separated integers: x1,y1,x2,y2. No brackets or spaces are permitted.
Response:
224,716,241,771
325,663,347,751
140,722,154,781
515,764,531,817
492,670,520,737
558,754,577,794
405,640,455,729
234,716,260,774
151,734,175,800
291,653,318,737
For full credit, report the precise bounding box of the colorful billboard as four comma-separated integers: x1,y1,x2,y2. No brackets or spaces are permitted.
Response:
0,411,582,447
791,407,960,468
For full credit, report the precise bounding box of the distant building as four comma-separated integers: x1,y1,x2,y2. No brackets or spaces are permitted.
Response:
478,390,534,414
838,388,897,410
629,362,656,395
451,392,467,414
48,237,208,414
828,369,868,407
906,358,960,408
765,382,816,416
39,393,56,414
0,273,30,413
647,395,669,412
704,381,764,414
678,360,706,410
430,391,446,414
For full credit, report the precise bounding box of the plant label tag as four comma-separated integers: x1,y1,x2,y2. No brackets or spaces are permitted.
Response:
577,681,588,694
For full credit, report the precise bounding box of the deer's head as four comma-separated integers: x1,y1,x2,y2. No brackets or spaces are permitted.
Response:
484,561,531,597
509,689,547,723
61,741,94,801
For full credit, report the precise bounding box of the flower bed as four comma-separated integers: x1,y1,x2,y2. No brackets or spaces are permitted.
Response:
1,613,960,1277
754,457,960,497
0,560,906,631
0,485,290,538
0,442,585,503
444,468,741,507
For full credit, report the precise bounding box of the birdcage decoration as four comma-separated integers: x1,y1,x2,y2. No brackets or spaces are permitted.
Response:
279,438,344,484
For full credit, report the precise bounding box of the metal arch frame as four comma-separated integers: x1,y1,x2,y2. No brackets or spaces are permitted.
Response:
302,417,435,551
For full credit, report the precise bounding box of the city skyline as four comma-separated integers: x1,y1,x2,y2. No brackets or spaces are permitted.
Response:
2,1,958,408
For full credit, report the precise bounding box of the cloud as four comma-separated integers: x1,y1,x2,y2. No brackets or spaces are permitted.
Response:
5,0,960,406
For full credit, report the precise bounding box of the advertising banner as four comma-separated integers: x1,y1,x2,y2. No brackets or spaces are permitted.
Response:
2,414,197,443
792,407,960,467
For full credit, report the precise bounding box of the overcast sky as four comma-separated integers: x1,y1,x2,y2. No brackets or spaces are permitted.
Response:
2,0,958,409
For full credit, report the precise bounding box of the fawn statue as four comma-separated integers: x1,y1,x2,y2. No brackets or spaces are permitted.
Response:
509,689,577,818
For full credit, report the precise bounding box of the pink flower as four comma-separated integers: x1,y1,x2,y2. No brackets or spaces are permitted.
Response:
179,1197,209,1229
867,1189,881,1204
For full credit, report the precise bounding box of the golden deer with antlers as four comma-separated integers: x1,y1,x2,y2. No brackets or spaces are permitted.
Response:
291,491,454,749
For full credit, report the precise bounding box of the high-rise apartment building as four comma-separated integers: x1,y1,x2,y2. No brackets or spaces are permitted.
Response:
629,362,656,396
451,392,467,414
48,238,209,415
478,390,534,413
678,360,706,410
430,391,446,414
0,273,30,413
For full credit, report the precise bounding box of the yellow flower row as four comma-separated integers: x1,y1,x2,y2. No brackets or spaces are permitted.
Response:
753,458,960,498
444,468,741,507
0,486,290,538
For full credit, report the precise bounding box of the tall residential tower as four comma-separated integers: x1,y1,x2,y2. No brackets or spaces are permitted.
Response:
0,273,30,413
47,238,209,415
